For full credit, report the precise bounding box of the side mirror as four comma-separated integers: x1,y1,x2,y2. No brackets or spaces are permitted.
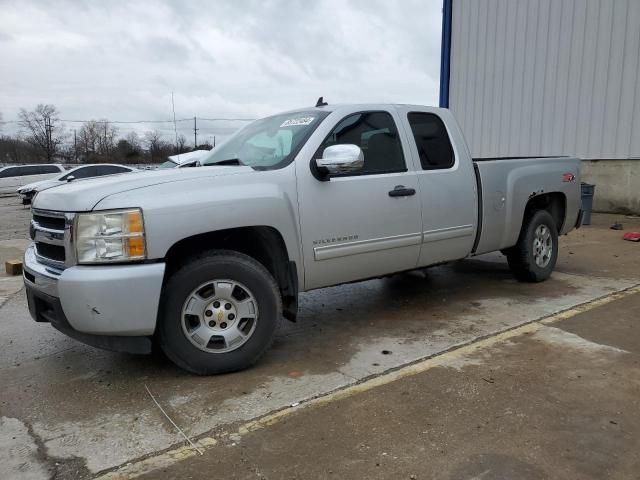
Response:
315,144,364,179
66,175,75,183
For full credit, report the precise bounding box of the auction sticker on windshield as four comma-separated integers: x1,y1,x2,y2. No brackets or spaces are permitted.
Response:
280,117,315,127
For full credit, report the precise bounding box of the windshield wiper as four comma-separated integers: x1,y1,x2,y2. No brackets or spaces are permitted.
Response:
208,158,244,166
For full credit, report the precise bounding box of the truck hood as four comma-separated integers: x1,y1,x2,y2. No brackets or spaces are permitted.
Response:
32,166,253,212
18,179,51,193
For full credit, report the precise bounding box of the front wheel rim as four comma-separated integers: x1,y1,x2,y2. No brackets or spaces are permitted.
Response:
533,224,553,268
181,279,259,353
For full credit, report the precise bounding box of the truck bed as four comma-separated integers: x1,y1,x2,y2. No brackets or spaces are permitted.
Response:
472,156,581,256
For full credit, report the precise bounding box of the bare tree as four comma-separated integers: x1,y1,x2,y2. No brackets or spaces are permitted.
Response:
114,132,144,164
125,131,142,153
0,135,36,164
97,119,118,156
144,130,167,162
196,141,213,151
18,104,65,162
77,119,118,161
78,120,100,157
176,134,189,154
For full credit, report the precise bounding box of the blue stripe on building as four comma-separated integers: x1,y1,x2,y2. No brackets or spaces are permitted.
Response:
439,0,453,108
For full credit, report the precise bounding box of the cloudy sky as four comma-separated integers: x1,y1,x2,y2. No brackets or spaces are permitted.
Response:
0,0,443,144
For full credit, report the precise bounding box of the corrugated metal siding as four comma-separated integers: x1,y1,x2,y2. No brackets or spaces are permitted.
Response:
449,0,640,159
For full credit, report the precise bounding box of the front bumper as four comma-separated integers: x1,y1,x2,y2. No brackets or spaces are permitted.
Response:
19,191,35,205
23,244,166,353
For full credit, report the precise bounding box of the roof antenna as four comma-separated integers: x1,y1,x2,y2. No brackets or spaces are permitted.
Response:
315,96,328,107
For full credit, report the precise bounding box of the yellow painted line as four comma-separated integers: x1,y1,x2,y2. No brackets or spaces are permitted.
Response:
98,437,217,480
96,284,640,480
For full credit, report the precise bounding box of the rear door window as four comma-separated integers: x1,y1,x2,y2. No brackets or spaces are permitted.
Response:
70,166,101,179
17,166,39,176
25,166,45,175
107,166,131,174
95,165,129,175
407,113,455,170
0,167,20,178
39,165,62,174
18,165,62,176
0,165,61,177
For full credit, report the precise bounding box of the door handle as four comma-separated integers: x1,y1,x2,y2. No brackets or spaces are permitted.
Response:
388,185,416,197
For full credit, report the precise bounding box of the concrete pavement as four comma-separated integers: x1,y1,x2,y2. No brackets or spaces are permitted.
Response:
1,193,639,479
136,290,640,480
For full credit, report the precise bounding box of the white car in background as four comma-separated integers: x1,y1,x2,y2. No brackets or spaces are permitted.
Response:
17,164,137,204
158,149,211,169
0,164,65,196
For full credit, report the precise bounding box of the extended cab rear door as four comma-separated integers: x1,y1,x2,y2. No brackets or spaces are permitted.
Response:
395,106,478,266
295,107,422,290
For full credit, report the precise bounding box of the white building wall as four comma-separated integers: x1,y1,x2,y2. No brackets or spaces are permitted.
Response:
449,0,640,160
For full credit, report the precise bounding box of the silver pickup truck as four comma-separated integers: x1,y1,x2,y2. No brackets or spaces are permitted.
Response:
24,104,582,374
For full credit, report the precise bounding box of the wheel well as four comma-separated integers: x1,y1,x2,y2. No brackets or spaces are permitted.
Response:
524,192,566,232
164,226,298,321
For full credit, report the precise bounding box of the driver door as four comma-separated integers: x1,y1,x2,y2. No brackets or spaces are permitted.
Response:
296,109,422,290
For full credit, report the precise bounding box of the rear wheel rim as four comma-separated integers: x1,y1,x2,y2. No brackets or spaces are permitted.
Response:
181,279,259,353
533,224,553,268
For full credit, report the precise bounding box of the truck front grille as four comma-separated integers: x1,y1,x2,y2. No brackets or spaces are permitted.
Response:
35,242,65,262
31,209,69,269
32,213,65,231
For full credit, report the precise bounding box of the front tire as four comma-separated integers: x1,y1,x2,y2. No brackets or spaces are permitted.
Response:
158,250,281,375
506,210,558,283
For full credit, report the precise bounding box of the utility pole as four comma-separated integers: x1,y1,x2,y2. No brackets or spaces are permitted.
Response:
45,117,52,162
73,129,78,163
193,116,198,148
171,92,179,152
213,136,216,148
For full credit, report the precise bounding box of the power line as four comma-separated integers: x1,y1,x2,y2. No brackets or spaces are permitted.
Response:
193,116,198,147
61,118,193,124
198,117,256,122
0,117,255,125
0,119,186,125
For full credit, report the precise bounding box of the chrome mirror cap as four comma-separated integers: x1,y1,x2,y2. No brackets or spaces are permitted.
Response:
315,144,364,177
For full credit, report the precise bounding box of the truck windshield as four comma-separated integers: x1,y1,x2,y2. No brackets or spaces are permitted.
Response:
158,160,178,169
202,110,328,170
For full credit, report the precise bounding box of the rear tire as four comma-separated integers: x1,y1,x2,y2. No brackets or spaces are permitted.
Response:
506,210,558,283
158,250,281,375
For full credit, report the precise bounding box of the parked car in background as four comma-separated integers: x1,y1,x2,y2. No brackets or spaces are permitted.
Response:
17,164,137,204
158,150,211,169
0,164,65,195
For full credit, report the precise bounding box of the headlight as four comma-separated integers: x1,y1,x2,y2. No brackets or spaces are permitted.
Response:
75,208,146,264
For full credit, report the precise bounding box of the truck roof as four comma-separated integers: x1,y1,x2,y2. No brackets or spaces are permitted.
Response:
278,103,445,115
